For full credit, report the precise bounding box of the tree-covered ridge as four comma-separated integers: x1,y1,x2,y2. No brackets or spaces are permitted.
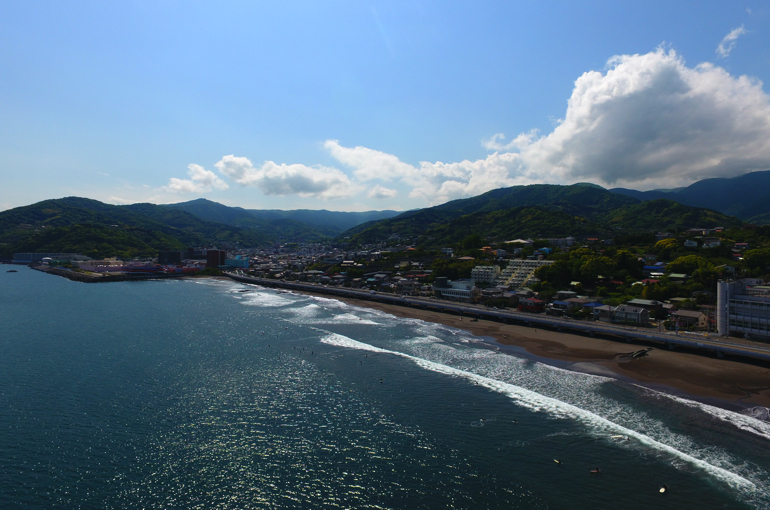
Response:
599,199,742,231
610,170,770,223
417,207,606,248
342,185,742,248
10,224,186,260
0,197,269,258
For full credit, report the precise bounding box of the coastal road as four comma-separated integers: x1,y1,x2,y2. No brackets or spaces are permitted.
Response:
226,274,770,364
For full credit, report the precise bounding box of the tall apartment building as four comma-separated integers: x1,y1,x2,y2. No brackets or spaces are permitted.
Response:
471,265,501,285
717,280,770,340
206,249,227,268
495,259,555,289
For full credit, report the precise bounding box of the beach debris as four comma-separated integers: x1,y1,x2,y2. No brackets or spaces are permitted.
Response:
620,347,653,360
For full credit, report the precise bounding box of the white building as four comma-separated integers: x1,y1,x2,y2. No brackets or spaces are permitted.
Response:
717,280,770,340
471,265,501,285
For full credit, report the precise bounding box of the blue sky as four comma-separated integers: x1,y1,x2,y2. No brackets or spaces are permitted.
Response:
2,1,769,212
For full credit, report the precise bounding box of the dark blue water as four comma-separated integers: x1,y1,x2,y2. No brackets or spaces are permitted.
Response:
1,267,769,509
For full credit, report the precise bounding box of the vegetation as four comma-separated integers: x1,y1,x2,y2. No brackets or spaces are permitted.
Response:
341,183,741,248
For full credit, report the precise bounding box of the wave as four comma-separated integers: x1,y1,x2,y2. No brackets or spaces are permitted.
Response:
320,332,758,495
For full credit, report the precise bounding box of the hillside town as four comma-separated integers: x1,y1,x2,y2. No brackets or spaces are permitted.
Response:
13,224,770,341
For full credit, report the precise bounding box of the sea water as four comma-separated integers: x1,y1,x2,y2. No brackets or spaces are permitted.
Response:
1,266,769,509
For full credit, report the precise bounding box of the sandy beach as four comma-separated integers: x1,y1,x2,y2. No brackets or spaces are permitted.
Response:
292,289,770,411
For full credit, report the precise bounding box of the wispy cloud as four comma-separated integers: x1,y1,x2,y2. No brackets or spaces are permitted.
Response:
716,26,746,58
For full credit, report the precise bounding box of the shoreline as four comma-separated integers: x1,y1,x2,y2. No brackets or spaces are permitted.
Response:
282,286,770,414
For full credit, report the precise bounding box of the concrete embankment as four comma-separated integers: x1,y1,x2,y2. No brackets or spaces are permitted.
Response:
226,273,770,365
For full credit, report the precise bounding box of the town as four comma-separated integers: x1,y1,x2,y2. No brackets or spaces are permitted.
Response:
13,225,770,343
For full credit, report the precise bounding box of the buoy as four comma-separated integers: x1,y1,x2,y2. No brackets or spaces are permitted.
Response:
660,484,667,493
554,459,562,464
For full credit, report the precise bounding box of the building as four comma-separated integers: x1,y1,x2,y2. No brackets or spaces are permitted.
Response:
206,249,226,268
593,305,649,325
717,280,770,340
671,310,708,329
495,259,554,289
471,265,501,285
432,278,479,303
225,256,249,269
612,305,650,326
518,297,545,313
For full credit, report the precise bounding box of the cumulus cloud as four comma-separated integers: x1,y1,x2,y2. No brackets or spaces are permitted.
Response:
336,48,770,200
166,164,229,193
165,48,770,207
214,155,361,199
481,130,539,152
717,26,746,58
367,185,398,199
323,140,414,181
509,48,770,189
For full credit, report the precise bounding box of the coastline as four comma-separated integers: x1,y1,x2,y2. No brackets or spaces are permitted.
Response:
284,287,770,413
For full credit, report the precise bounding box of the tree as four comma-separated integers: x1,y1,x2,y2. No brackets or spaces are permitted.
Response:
666,255,710,275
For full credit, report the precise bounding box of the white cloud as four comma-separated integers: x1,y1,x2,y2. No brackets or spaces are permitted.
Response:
215,155,361,199
481,130,539,151
158,48,770,207
106,196,135,205
323,140,414,181
367,185,398,199
166,163,229,194
508,48,770,189
717,26,746,58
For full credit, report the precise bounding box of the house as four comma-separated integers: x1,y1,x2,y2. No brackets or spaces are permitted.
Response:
684,239,698,248
626,299,663,313
518,297,545,313
671,310,708,329
592,305,649,325
613,305,650,326
702,237,721,248
593,305,614,322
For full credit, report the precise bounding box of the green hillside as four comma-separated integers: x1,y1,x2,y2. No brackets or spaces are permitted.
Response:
0,197,270,258
419,207,606,248
342,185,742,247
600,199,743,231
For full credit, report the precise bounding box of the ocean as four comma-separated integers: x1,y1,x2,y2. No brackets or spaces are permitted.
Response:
1,266,769,509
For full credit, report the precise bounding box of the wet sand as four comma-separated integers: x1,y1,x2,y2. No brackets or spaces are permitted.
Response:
297,290,770,410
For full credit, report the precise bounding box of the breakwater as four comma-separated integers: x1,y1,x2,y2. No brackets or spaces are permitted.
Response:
31,265,187,283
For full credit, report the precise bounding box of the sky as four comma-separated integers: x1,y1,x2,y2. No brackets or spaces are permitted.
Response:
2,1,770,212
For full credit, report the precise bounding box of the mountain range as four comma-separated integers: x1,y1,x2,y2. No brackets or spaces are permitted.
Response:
609,170,770,224
1,170,767,259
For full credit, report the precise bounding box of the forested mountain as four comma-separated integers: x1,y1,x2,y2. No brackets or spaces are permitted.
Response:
610,170,770,224
341,184,742,247
166,198,400,235
0,198,268,259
